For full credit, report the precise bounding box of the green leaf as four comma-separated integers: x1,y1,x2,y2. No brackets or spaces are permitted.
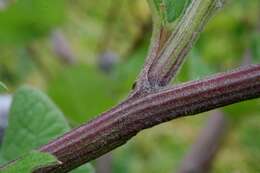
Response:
0,0,65,44
0,86,70,161
0,151,59,173
164,0,191,23
0,86,94,173
149,0,191,24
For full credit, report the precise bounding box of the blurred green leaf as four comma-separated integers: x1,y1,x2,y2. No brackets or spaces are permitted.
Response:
0,151,58,173
48,44,147,124
70,164,95,173
188,49,215,80
0,47,35,85
224,99,260,122
240,115,260,172
0,155,4,164
113,47,147,97
0,0,65,44
48,65,118,124
251,32,260,63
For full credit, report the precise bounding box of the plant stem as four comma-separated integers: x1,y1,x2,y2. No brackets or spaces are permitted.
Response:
2,1,259,172
147,0,225,88
35,65,260,173
134,0,225,96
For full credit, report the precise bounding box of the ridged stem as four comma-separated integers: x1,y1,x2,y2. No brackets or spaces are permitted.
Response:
36,65,260,173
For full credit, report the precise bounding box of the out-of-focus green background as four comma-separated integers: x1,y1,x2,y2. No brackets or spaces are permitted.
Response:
0,0,259,172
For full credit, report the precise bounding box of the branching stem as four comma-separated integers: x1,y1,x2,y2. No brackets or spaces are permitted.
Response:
36,65,260,173
2,0,260,173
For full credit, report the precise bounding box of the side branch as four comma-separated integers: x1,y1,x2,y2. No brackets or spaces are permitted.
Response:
131,0,225,97
36,65,260,173
146,0,225,88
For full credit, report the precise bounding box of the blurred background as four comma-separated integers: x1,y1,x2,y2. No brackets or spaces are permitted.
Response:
0,0,259,172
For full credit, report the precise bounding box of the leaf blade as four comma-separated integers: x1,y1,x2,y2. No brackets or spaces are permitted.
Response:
0,86,94,173
0,151,59,173
0,86,70,161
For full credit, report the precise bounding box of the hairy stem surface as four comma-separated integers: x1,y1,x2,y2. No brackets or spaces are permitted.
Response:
35,65,260,173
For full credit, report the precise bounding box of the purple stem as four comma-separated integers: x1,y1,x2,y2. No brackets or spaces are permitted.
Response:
34,64,260,173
